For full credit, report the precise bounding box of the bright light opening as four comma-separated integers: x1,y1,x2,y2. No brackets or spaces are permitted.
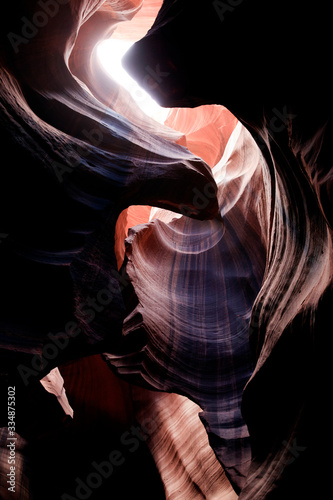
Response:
97,39,170,124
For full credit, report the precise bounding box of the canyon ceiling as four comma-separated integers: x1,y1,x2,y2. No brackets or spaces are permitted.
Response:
0,1,332,499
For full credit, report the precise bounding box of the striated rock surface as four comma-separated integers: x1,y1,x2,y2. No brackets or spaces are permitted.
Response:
104,122,267,491
132,386,238,500
0,1,220,498
121,0,333,498
40,367,74,418
0,0,218,378
164,105,238,168
1,0,332,499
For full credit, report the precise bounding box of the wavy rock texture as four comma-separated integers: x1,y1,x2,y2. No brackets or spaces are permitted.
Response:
105,122,267,492
1,0,332,499
164,105,238,168
40,367,74,418
0,0,218,371
0,1,221,498
0,428,30,500
132,386,238,500
122,1,333,499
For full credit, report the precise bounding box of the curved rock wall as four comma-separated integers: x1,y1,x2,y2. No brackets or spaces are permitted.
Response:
1,1,332,499
121,1,333,498
105,122,267,492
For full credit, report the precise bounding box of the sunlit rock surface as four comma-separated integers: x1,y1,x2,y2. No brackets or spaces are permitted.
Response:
132,387,238,500
40,367,74,418
123,1,333,499
105,122,267,491
0,0,332,499
0,0,218,367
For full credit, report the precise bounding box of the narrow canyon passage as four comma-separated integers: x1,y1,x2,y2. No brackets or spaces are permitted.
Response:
0,1,332,499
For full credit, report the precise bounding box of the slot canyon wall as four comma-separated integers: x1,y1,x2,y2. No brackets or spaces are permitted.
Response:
0,1,332,499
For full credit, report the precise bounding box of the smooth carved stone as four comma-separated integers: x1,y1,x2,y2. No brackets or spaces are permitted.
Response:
0,0,219,378
132,386,238,500
104,123,267,492
120,1,333,497
1,0,332,498
40,367,74,418
0,2,223,498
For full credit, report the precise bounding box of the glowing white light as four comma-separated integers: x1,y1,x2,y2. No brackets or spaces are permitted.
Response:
97,39,169,124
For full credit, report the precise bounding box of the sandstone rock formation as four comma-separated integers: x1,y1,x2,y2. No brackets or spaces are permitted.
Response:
0,0,332,499
122,1,333,498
